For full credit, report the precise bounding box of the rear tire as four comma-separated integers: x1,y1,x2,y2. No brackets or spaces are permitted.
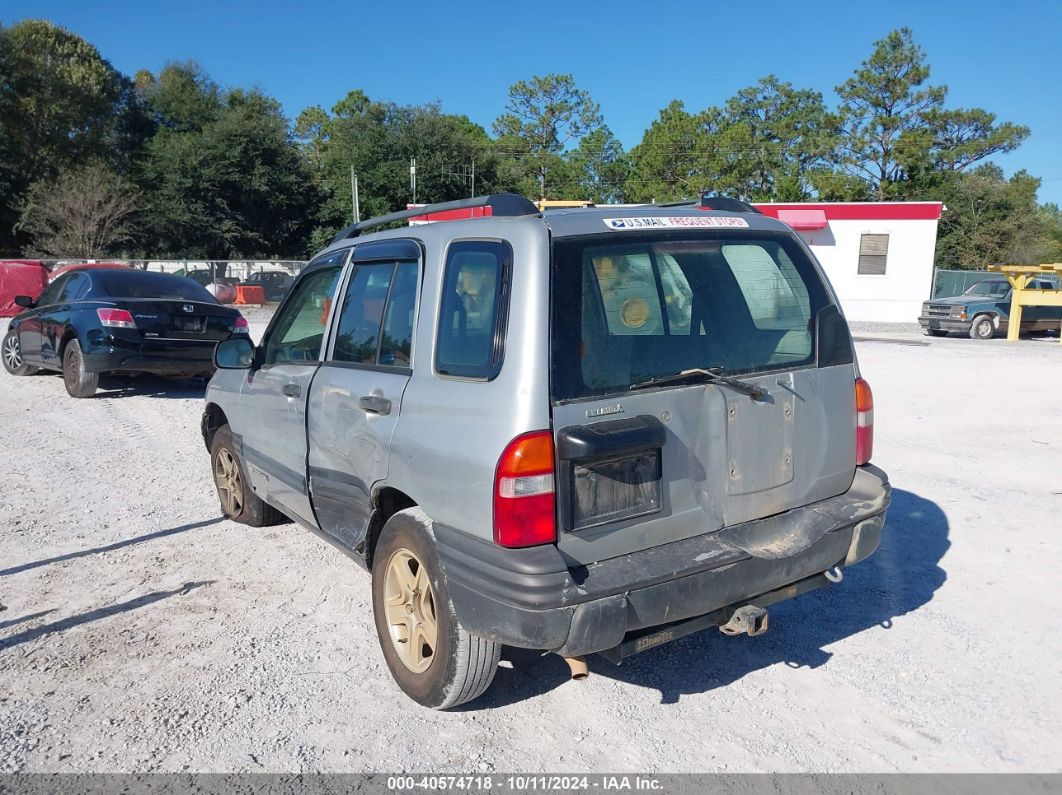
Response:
371,508,500,709
2,329,38,376
210,424,284,526
969,315,995,340
62,340,98,397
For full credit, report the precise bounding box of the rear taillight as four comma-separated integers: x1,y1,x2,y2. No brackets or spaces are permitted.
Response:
233,315,249,334
493,430,556,548
96,308,136,329
855,377,874,466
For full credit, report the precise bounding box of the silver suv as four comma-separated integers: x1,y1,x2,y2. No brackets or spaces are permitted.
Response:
202,194,890,709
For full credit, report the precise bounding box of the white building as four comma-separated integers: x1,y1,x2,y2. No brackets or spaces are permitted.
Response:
754,201,944,323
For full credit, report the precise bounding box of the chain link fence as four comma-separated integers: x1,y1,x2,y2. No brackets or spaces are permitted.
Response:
53,259,308,281
931,269,990,298
932,268,1062,298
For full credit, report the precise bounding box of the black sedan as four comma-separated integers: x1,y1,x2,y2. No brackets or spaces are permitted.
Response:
2,268,249,397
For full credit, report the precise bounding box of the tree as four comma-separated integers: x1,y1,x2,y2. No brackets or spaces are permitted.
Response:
297,90,504,247
18,164,141,257
493,74,603,199
934,166,1055,269
626,101,717,202
137,64,318,258
0,19,135,252
835,28,1027,199
722,76,837,201
564,126,630,203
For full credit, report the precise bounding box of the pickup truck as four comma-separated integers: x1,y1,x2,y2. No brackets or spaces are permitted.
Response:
919,278,1062,339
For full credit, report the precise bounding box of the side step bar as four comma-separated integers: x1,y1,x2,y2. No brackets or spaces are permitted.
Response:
598,569,835,664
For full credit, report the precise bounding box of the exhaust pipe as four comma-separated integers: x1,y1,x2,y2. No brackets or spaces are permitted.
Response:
564,656,589,680
719,605,769,637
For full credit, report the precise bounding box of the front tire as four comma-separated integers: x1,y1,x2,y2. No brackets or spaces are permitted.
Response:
923,329,948,338
2,329,38,376
371,508,500,709
969,315,995,340
210,424,284,526
62,340,98,397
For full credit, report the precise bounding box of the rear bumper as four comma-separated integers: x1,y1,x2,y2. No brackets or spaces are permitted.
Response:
83,336,219,375
437,464,890,657
918,316,970,333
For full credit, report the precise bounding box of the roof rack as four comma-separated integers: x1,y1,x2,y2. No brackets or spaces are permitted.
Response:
699,193,763,214
331,193,539,243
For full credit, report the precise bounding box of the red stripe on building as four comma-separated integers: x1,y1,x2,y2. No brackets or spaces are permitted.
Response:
754,202,943,221
407,205,493,223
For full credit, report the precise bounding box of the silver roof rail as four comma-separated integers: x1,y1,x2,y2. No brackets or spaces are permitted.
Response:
331,193,540,243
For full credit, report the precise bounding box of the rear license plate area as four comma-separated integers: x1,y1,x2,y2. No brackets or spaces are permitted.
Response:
174,316,205,333
569,451,661,531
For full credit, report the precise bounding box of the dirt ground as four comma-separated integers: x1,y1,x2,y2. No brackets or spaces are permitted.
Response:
1,314,1060,773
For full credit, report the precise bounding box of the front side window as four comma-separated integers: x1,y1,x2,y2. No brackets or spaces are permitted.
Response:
263,266,342,366
552,232,830,401
435,241,511,379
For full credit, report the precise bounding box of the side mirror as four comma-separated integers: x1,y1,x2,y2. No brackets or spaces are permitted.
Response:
14,295,35,308
215,337,256,369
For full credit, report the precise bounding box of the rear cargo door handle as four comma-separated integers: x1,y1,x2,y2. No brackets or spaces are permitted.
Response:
358,394,391,415
282,383,301,398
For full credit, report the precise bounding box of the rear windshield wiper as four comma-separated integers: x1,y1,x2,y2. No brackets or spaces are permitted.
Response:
629,367,766,400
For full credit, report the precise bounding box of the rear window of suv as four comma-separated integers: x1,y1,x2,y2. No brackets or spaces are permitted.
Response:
551,231,831,401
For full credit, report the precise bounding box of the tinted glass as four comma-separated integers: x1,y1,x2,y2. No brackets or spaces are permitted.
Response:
436,241,510,378
96,271,216,301
264,266,342,365
964,281,1008,297
552,232,830,401
60,272,91,302
333,264,394,364
36,275,68,307
380,262,418,367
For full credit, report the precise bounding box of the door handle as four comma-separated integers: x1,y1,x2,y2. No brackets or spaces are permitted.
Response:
358,394,392,415
283,383,301,398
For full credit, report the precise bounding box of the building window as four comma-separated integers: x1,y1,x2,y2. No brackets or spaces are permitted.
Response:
858,234,889,275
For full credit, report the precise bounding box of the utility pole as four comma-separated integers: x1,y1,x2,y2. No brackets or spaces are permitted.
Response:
470,159,475,198
350,166,360,222
410,158,417,205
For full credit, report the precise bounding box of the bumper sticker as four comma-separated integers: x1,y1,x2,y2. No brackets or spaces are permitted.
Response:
603,216,750,230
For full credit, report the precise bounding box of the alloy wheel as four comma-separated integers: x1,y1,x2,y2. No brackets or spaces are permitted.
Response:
3,334,21,370
383,548,439,673
214,448,244,516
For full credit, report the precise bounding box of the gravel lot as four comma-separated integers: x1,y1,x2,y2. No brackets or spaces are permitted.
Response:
1,313,1060,773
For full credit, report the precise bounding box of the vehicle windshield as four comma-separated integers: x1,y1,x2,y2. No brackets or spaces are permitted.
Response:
95,271,216,302
551,231,832,401
963,281,1010,298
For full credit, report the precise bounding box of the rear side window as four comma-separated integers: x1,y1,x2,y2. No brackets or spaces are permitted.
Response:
59,272,91,302
96,271,215,302
552,232,831,401
332,260,419,368
435,241,511,379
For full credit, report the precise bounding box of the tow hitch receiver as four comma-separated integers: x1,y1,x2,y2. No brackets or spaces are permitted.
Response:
719,605,769,637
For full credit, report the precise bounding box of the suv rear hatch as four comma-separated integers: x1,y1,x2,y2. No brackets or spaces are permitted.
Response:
549,229,857,565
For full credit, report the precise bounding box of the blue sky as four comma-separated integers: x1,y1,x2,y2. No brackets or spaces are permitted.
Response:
5,0,1062,204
